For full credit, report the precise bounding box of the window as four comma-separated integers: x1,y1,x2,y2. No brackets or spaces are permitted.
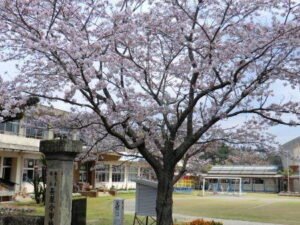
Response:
254,178,264,184
24,118,48,139
96,164,110,182
22,158,42,182
243,178,251,184
2,158,12,181
79,164,88,183
0,121,20,135
128,166,138,182
140,167,151,179
112,165,124,182
53,128,71,139
210,179,218,184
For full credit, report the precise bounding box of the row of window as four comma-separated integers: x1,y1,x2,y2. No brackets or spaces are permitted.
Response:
0,119,48,139
0,119,71,139
0,157,42,183
0,157,153,184
79,164,154,183
210,178,265,184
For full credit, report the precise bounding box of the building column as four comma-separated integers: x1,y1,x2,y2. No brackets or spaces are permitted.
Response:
0,156,4,178
18,155,24,192
124,165,128,190
239,178,242,195
202,178,205,196
11,156,22,192
137,167,140,177
109,164,113,188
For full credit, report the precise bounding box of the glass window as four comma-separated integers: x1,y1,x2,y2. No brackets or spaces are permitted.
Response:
128,166,138,182
54,128,70,139
96,164,110,182
79,163,88,183
112,165,124,182
254,178,264,184
22,158,42,182
2,157,12,181
3,158,12,166
79,172,87,183
243,178,251,184
24,118,48,139
0,121,20,135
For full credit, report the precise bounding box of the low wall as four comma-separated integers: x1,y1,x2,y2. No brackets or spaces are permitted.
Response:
0,198,86,225
0,215,44,225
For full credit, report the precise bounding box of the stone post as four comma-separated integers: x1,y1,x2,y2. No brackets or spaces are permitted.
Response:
113,198,124,225
40,139,82,225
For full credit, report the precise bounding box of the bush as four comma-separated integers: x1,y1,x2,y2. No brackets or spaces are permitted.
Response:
185,219,223,225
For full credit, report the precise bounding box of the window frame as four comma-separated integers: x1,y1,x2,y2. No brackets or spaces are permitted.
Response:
128,166,138,182
24,118,48,139
111,165,125,183
0,121,20,136
96,164,110,182
22,158,42,182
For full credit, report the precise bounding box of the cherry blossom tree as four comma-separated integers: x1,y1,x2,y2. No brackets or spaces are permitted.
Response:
0,77,39,122
0,0,300,224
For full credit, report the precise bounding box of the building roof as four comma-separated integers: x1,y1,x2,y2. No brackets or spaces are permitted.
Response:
282,136,300,150
208,166,279,176
119,154,144,162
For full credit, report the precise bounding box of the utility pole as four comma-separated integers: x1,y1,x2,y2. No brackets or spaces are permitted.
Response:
298,151,300,192
287,155,290,192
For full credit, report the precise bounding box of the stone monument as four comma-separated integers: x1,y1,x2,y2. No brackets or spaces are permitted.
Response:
40,139,82,225
113,198,124,225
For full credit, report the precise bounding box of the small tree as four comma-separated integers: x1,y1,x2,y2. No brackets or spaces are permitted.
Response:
1,1,300,224
280,168,294,192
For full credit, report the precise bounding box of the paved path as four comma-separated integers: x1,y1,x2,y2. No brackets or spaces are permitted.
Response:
124,199,284,225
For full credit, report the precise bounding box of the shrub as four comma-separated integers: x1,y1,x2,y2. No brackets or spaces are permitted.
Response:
185,219,223,225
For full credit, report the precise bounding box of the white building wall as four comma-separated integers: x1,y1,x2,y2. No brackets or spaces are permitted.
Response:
0,150,42,194
0,134,40,152
94,161,147,190
282,137,300,169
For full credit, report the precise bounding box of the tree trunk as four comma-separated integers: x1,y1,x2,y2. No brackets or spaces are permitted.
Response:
156,170,174,225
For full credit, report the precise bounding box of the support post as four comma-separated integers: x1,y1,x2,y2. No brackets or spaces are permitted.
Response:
40,139,82,225
202,178,205,196
239,178,242,196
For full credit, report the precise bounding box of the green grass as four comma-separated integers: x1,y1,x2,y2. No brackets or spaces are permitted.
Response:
3,193,135,225
85,193,135,225
2,192,300,225
173,193,300,225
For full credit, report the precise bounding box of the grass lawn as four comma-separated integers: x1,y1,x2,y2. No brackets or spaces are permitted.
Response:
173,193,300,225
85,193,135,225
8,193,135,225
2,192,300,225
